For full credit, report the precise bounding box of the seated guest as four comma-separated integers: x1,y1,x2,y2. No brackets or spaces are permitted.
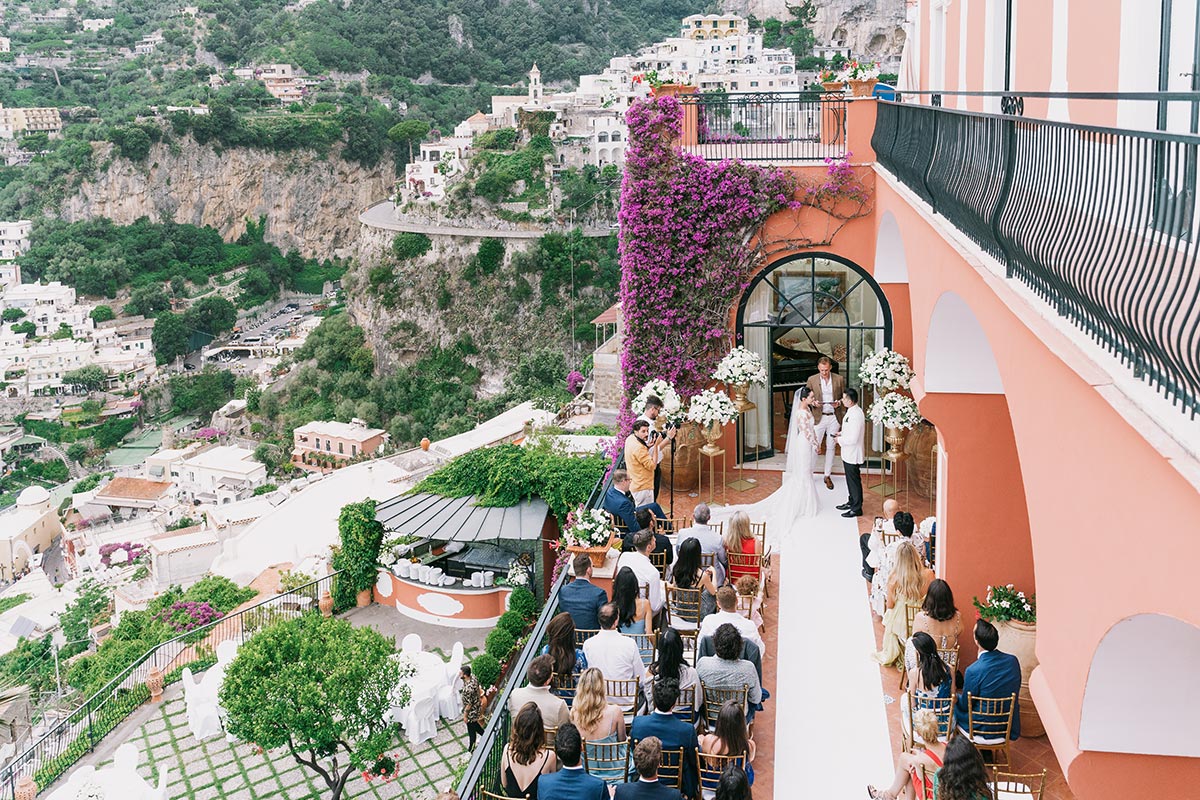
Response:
932,735,992,800
698,586,764,653
582,603,647,684
571,668,627,785
906,579,962,675
541,612,587,683
696,624,762,721
906,632,952,700
499,702,558,800
642,627,701,713
956,620,1022,740
870,510,918,617
699,700,756,787
630,679,699,798
861,499,901,583
623,509,675,565
873,543,934,668
615,736,685,800
669,537,718,620
679,503,726,586
538,723,608,800
603,469,665,533
715,765,753,800
867,709,946,800
616,530,665,616
734,575,764,632
508,654,571,728
722,512,761,584
560,554,609,632
613,566,655,635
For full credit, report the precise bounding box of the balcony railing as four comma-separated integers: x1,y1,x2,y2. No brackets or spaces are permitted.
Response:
679,90,847,162
873,91,1200,417
455,466,613,800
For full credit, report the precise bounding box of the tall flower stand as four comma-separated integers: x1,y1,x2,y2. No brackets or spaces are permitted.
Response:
868,424,910,500
697,423,727,506
728,385,758,492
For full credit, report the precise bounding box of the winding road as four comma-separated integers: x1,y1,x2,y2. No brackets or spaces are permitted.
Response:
359,201,615,239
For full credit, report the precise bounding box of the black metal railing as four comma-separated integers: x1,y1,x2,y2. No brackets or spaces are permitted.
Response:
0,571,343,796
680,90,847,162
873,91,1200,417
456,466,614,800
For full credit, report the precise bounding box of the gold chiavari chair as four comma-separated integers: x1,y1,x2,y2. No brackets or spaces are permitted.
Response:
991,768,1049,800
648,550,670,581
958,693,1017,768
660,517,691,536
673,685,699,725
666,584,703,632
542,725,558,750
608,511,629,534
697,751,749,798
904,604,920,639
900,692,955,751
574,629,600,649
551,671,581,707
749,521,767,550
481,791,526,800
880,528,903,549
622,631,657,668
727,550,766,591
677,628,699,666
582,738,630,785
938,644,961,691
699,551,717,571
606,678,641,720
701,683,749,728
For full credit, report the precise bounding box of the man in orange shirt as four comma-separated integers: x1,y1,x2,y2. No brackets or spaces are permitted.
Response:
624,419,662,506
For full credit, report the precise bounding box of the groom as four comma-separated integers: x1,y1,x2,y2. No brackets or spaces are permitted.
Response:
836,388,865,518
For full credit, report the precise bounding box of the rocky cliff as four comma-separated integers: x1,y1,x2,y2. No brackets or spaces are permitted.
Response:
59,141,396,260
721,0,907,64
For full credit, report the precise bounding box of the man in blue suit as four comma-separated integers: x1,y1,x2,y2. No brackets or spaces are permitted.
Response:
603,469,666,532
538,722,607,800
559,553,609,632
614,737,686,800
629,680,698,798
956,619,1022,740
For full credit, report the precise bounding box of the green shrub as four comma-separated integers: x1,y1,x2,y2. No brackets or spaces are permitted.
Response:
338,500,385,593
485,627,515,660
392,232,432,260
508,586,538,621
472,653,501,689
497,610,527,638
183,575,257,613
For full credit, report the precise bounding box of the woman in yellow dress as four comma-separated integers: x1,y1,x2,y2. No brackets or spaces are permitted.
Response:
874,542,934,668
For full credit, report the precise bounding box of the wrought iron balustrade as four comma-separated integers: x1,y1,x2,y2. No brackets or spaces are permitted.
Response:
679,90,847,162
872,91,1200,417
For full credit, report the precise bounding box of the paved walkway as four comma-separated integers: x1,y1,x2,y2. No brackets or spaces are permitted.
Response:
359,201,613,239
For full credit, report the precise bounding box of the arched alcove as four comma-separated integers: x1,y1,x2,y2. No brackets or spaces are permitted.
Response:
874,210,910,284
924,292,1004,393
1080,614,1200,758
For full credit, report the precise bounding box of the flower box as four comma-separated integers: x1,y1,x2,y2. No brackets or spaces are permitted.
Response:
566,533,618,570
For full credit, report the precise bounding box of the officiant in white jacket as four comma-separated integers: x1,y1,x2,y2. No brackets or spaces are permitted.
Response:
835,388,865,518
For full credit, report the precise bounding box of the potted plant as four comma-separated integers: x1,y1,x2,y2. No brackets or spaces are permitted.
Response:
974,583,1043,736
860,348,914,392
843,60,881,96
818,68,843,92
712,346,768,411
686,388,738,457
561,506,617,569
867,392,921,460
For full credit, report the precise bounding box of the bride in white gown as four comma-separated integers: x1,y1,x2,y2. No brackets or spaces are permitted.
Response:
711,387,821,548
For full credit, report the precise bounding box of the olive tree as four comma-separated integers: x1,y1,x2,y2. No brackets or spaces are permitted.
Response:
219,614,407,800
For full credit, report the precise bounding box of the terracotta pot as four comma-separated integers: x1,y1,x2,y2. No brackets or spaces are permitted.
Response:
652,83,697,98
567,534,616,570
356,588,373,608
420,437,431,451
319,589,334,618
848,78,878,97
14,776,35,800
821,81,844,92
146,666,164,703
660,420,702,492
996,619,1045,737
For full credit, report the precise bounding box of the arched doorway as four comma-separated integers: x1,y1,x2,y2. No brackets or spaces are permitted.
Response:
735,252,892,460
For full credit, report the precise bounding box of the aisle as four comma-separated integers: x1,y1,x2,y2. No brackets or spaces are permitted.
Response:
772,476,893,798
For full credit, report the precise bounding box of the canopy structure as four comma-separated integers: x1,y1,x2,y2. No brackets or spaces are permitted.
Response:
375,493,548,543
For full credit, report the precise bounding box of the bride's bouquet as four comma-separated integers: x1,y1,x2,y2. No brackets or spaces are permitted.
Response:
686,389,739,427
631,379,683,421
860,348,914,391
867,392,921,430
712,346,768,387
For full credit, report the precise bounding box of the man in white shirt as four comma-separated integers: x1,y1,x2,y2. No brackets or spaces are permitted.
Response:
698,585,764,652
676,503,726,587
615,529,664,614
582,603,647,683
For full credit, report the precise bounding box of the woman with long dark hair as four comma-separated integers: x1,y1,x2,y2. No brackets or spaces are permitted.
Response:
671,536,718,617
714,764,754,800
539,611,586,679
906,632,951,699
611,565,653,634
643,627,701,711
499,702,556,799
933,735,992,800
699,701,756,785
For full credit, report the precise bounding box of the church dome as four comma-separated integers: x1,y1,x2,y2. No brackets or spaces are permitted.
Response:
16,486,50,507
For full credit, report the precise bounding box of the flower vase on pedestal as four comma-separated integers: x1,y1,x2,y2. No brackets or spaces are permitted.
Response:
700,422,724,457
884,426,909,462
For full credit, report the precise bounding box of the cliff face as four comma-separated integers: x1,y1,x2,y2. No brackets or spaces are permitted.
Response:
59,141,396,260
721,0,907,64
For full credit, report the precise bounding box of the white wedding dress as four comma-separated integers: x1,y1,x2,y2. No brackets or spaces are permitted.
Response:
711,392,820,550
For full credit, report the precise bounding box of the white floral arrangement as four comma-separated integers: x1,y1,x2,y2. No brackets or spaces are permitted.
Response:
632,379,683,421
838,60,881,82
859,348,914,391
712,346,768,387
562,507,613,548
867,392,921,429
505,560,530,588
686,388,738,427
379,536,417,567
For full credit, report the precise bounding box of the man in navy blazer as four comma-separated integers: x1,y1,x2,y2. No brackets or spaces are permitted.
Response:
603,469,666,532
629,680,698,798
538,723,607,800
559,553,609,632
614,737,686,800
956,619,1023,740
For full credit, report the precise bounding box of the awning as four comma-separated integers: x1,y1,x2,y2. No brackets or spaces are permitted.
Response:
374,493,548,542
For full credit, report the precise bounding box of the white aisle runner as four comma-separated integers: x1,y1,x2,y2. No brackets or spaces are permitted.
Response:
772,475,894,798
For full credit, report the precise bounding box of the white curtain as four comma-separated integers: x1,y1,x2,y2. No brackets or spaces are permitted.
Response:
743,282,774,451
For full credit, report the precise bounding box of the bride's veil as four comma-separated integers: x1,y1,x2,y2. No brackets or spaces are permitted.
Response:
783,387,804,459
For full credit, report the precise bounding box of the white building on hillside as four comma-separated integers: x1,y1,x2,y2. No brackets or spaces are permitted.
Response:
175,445,268,505
0,221,30,288
0,486,63,582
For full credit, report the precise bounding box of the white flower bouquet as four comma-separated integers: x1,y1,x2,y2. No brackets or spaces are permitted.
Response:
712,346,768,387
867,392,921,429
632,379,683,421
859,348,914,391
505,560,530,588
686,389,738,427
562,507,614,548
